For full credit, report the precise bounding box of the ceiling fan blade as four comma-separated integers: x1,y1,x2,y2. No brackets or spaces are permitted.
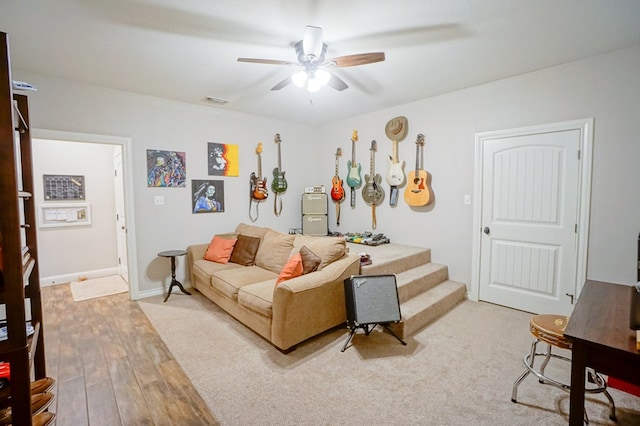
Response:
327,73,348,91
328,52,385,67
237,58,297,66
271,76,293,91
302,25,324,58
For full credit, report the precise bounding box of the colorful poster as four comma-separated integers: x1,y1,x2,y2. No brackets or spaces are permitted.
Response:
192,180,225,213
208,143,239,176
147,149,186,187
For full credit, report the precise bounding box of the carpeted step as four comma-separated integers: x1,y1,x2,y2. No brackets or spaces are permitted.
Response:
395,263,449,304
388,280,467,339
349,243,430,275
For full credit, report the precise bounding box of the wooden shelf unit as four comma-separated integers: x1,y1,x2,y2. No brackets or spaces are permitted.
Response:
0,31,47,425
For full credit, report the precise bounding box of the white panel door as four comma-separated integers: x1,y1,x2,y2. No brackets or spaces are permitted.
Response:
479,129,580,315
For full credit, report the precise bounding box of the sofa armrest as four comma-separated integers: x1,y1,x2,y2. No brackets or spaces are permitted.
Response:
270,253,360,350
187,244,208,283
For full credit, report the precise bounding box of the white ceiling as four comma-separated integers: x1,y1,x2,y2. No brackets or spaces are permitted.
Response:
2,0,640,126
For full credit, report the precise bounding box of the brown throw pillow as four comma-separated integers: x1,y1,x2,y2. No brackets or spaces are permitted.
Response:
299,245,321,275
229,234,261,266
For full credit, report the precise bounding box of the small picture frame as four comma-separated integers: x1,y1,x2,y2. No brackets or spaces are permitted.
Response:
192,180,225,213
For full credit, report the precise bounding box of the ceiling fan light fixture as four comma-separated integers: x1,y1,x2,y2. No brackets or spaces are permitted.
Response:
307,78,322,92
315,69,330,86
292,70,307,87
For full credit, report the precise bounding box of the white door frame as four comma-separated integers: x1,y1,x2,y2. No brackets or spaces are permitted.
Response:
32,129,140,300
469,118,594,304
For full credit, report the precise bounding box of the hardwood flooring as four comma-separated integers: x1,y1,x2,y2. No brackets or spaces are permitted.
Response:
41,284,219,425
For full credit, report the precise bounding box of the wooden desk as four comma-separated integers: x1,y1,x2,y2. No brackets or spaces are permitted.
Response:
564,280,640,425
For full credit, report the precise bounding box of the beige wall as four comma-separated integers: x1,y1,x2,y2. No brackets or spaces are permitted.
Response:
14,43,640,298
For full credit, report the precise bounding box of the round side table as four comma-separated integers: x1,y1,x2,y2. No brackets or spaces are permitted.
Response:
158,249,191,302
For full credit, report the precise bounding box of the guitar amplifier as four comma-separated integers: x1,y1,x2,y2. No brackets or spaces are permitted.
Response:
343,274,401,326
302,193,327,215
302,214,327,236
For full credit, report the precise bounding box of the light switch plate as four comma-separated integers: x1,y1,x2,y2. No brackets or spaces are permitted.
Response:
154,195,165,205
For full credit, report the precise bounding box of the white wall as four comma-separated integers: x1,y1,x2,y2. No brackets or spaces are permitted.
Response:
31,139,119,284
17,72,316,297
14,43,640,299
318,44,640,288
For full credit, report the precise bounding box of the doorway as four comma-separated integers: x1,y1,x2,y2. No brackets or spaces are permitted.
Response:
470,119,593,315
32,129,139,299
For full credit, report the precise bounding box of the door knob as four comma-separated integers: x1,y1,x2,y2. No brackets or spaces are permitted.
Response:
483,226,490,235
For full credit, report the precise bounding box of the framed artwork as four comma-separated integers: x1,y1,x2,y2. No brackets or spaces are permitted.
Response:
192,180,225,213
38,203,92,228
43,174,85,200
208,143,239,176
147,149,186,187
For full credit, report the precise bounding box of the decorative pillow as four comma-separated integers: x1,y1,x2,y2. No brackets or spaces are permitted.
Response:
229,234,261,266
275,253,303,286
203,235,237,264
299,246,321,275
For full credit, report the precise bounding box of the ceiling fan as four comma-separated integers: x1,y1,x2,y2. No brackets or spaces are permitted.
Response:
237,25,385,92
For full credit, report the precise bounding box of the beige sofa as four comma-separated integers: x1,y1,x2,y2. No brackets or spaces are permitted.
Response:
187,223,360,352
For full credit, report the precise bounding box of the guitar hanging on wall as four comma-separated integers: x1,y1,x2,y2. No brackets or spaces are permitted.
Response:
345,130,362,208
385,137,406,207
362,140,385,229
249,142,268,221
404,133,433,207
271,133,287,216
330,147,345,226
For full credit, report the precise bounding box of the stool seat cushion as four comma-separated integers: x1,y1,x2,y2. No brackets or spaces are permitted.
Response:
529,314,572,349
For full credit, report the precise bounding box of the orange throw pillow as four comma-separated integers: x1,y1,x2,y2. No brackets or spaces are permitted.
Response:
203,235,237,264
275,253,303,286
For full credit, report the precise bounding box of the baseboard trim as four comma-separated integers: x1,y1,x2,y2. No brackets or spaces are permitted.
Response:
41,267,120,287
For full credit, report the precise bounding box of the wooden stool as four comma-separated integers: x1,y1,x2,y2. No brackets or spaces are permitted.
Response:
511,314,616,423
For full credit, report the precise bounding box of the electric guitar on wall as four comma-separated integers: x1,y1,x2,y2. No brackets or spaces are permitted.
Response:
362,140,385,229
271,134,287,193
385,137,406,207
345,130,362,208
250,142,268,201
404,133,432,207
271,134,287,216
330,147,345,225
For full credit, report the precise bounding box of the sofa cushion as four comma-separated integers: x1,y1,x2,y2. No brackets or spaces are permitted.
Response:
192,258,242,286
299,246,321,274
238,280,275,318
293,236,346,269
229,234,261,266
235,223,271,239
204,235,237,263
255,229,295,274
275,253,303,285
211,266,278,300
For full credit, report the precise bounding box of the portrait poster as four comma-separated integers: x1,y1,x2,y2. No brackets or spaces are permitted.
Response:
208,143,239,176
147,149,186,187
192,179,225,213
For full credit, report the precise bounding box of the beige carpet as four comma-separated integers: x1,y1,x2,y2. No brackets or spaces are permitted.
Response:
70,275,128,301
138,293,640,425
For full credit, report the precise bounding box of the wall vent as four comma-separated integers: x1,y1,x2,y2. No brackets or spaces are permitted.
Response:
201,96,229,106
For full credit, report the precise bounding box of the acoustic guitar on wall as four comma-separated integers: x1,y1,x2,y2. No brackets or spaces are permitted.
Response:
404,133,432,207
345,130,362,208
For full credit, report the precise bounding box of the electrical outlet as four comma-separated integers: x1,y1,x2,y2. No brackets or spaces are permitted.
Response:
464,194,471,205
154,195,165,205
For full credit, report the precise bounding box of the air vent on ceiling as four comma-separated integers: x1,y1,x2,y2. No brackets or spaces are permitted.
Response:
201,96,229,106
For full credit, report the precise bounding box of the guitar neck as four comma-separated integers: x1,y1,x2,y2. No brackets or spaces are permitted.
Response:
351,140,356,165
277,142,282,170
370,150,375,176
392,140,398,163
257,154,262,179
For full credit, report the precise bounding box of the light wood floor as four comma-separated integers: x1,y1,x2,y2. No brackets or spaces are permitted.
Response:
41,284,219,425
